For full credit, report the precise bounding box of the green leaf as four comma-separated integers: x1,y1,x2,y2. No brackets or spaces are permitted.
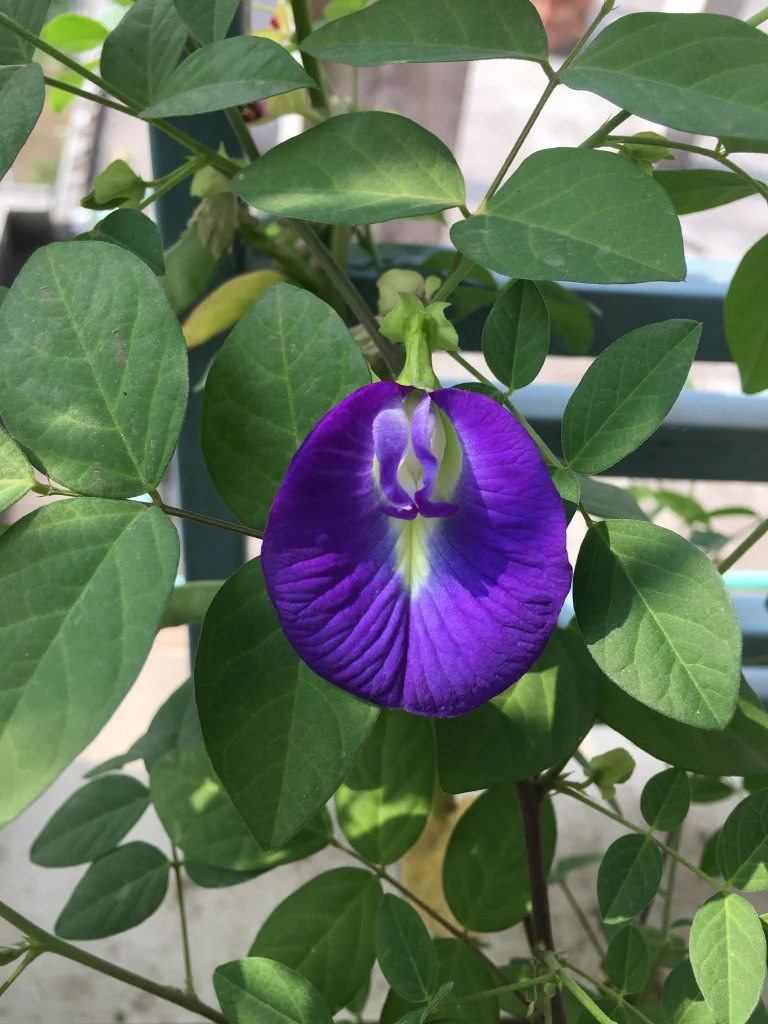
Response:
81,159,146,211
690,775,734,805
650,490,710,527
588,748,635,800
654,169,757,216
55,841,169,940
395,983,454,1024
335,709,434,866
605,925,650,995
0,241,188,497
0,428,34,513
562,320,700,474
301,0,547,65
101,0,187,109
182,270,284,348
160,581,223,628
142,36,314,118
195,557,379,849
162,193,238,315
250,868,382,1013
574,520,741,729
578,476,648,522
149,740,331,871
451,148,685,285
598,676,768,778
481,280,549,390
214,957,334,1024
663,960,716,1024
185,859,260,889
0,500,178,828
172,0,240,44
561,14,768,141
443,785,556,932
717,791,768,891
549,853,602,885
0,0,50,64
597,834,663,924
31,776,149,867
701,832,723,880
202,283,370,531
434,629,596,793
538,280,597,355
381,939,499,1024
725,234,768,394
230,112,466,226
640,768,690,832
376,894,439,1003
552,467,580,524
690,893,767,1024
41,14,108,51
84,209,165,276
0,64,44,184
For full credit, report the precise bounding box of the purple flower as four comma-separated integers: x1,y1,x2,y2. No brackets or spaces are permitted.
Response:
261,383,571,717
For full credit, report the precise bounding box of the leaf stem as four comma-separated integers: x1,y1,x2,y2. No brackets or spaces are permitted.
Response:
661,827,681,947
717,517,768,573
139,158,202,211
225,108,261,162
0,900,227,1024
0,950,40,998
556,784,726,892
43,75,135,116
580,110,631,149
556,970,616,1024
558,879,606,959
290,0,331,114
442,971,559,1009
147,501,264,540
430,255,477,304
561,960,658,1024
747,4,768,26
171,844,195,996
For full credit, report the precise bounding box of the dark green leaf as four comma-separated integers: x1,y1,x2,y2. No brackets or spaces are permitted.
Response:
701,831,722,880
376,894,439,1003
0,500,177,828
31,776,149,867
562,14,768,141
0,241,188,497
655,170,756,216
481,280,549,390
230,112,466,226
185,859,260,888
690,893,767,1024
214,957,334,1024
562,321,700,474
578,476,648,522
55,841,169,940
395,983,454,1024
381,939,499,1024
599,676,768,778
0,0,50,64
552,467,580,523
195,557,379,849
725,234,768,394
690,775,734,805
597,835,663,924
451,148,685,285
0,428,34,513
41,14,108,51
202,283,370,531
744,774,768,794
302,0,546,64
150,740,331,872
160,581,223,628
538,280,597,355
172,0,240,44
574,520,741,729
549,853,602,885
101,0,187,109
651,490,710,527
663,960,716,1024
143,36,313,118
605,925,650,995
85,209,165,276
435,629,596,793
250,868,381,1013
0,64,44,183
717,791,768,891
443,785,556,932
335,710,434,866
162,193,238,315
640,769,690,831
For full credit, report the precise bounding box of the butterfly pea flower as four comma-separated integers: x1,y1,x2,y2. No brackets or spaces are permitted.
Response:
262,381,571,718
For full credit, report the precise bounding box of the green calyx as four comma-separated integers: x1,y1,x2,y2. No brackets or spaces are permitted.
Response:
381,291,458,391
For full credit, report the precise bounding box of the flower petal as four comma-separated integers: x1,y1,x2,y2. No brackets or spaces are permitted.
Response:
261,383,571,717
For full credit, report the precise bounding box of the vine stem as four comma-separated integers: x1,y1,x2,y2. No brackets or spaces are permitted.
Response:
0,950,39,998
0,900,228,1024
580,109,631,149
606,134,768,202
290,0,331,115
556,785,726,892
139,159,202,211
747,4,768,26
516,781,567,1024
225,108,261,162
660,828,681,947
43,75,135,116
145,500,264,541
171,845,195,996
561,959,658,1024
441,971,559,1009
717,517,768,573
557,879,605,959
556,970,616,1024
